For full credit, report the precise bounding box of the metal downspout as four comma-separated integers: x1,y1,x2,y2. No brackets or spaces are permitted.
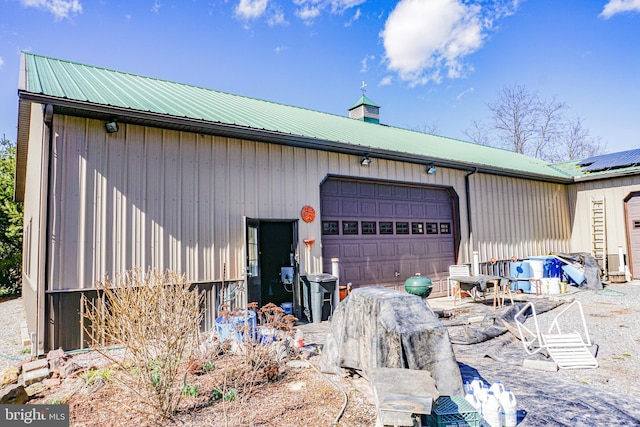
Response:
465,167,478,263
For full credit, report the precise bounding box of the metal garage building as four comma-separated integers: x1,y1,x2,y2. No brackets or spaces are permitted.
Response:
14,53,640,353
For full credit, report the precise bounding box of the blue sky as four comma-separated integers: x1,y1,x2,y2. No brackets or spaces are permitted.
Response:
1,0,639,155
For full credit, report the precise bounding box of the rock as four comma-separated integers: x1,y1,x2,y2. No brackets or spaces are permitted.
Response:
47,348,66,371
22,358,48,373
59,361,82,379
1,367,20,386
286,360,309,369
25,382,47,397
85,377,106,395
0,384,29,404
43,378,61,387
23,367,50,386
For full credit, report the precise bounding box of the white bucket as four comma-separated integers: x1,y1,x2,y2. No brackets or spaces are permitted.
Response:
529,260,544,279
540,278,550,294
548,278,560,295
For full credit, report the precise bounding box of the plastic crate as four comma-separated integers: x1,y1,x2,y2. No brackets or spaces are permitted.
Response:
427,396,479,427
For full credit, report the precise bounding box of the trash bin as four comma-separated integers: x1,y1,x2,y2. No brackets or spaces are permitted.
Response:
302,274,337,323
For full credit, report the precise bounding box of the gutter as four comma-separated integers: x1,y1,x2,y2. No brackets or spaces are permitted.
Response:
19,92,576,184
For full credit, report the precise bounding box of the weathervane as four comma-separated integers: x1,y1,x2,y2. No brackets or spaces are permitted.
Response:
361,81,367,96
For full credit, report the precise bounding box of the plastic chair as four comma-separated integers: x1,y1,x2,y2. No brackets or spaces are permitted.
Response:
515,300,598,369
448,265,470,302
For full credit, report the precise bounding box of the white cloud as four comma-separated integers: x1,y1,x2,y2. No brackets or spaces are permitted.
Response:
20,0,82,20
344,8,361,26
296,4,321,23
293,0,364,24
600,0,640,19
268,8,288,26
331,0,366,14
379,76,393,86
235,0,269,20
381,0,519,86
275,45,288,53
151,0,161,14
456,87,474,101
0,57,4,70
360,54,374,73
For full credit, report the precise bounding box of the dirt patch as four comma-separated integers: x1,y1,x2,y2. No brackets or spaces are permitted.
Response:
27,353,377,427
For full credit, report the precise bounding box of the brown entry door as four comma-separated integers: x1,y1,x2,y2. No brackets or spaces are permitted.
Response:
626,195,640,279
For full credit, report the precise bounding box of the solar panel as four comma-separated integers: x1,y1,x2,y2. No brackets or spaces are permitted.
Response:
578,148,640,172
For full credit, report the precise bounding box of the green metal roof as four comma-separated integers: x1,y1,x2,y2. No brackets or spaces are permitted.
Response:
349,95,380,110
20,52,575,181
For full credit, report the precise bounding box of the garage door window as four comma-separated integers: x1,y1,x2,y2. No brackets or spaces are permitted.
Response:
440,223,451,234
396,222,409,234
322,221,339,235
412,222,424,234
380,222,393,234
343,221,359,235
362,222,377,235
426,223,438,234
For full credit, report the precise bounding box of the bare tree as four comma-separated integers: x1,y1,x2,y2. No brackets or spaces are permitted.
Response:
464,119,492,146
412,120,441,135
473,84,605,162
557,116,605,162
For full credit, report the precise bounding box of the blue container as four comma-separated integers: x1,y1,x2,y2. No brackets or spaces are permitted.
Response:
509,261,531,292
548,259,563,278
215,310,257,342
281,302,293,315
562,264,585,285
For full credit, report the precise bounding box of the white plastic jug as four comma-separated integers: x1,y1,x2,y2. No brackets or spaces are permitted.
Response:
500,388,517,427
489,380,505,397
548,277,560,295
470,377,483,394
483,391,502,427
477,383,489,407
464,389,481,414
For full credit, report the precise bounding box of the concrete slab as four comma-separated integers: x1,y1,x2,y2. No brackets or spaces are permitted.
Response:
23,358,48,372
23,367,50,386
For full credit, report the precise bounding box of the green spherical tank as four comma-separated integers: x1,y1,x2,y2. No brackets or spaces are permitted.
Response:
403,273,433,298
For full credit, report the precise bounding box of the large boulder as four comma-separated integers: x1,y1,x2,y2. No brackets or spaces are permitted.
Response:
321,286,463,396
0,384,29,404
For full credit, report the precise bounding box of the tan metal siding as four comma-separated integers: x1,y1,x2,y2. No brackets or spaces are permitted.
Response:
568,177,640,267
49,116,573,292
469,174,571,261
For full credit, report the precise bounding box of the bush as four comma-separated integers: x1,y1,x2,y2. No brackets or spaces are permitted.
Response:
83,268,203,421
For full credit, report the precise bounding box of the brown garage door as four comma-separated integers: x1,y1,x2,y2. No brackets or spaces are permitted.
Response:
320,178,456,296
626,194,640,279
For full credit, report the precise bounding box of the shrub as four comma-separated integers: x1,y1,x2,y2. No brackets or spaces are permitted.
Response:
83,268,203,421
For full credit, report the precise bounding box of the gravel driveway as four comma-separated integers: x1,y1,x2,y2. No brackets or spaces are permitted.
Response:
442,282,640,426
0,297,30,371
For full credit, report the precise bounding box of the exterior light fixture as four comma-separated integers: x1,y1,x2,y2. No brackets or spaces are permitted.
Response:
426,166,437,174
361,156,372,166
105,121,119,133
